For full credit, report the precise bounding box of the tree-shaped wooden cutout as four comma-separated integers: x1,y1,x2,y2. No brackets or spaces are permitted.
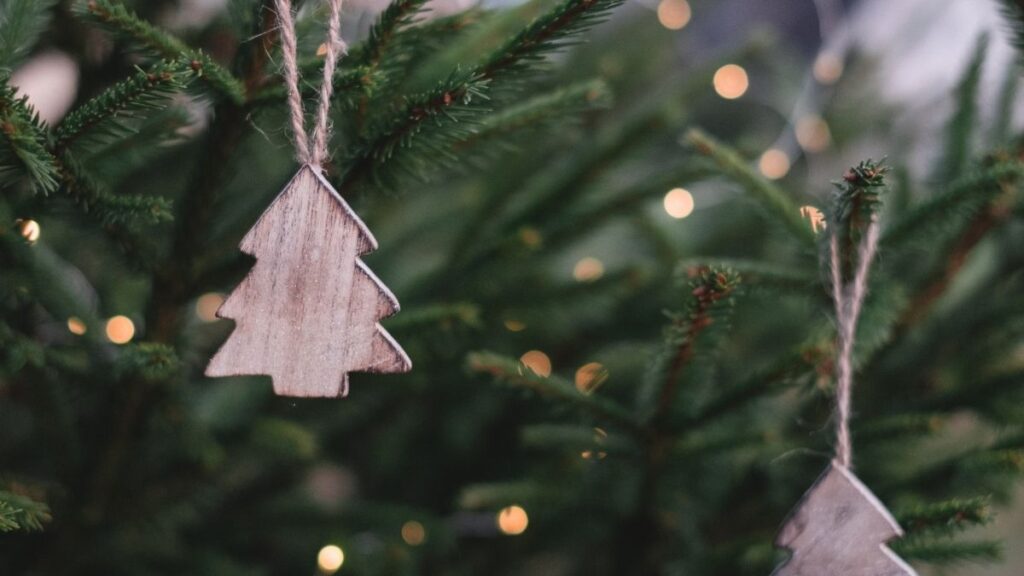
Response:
206,165,411,397
772,462,917,576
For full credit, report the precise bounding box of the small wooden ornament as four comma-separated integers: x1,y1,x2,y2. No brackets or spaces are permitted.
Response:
206,165,411,397
772,462,917,576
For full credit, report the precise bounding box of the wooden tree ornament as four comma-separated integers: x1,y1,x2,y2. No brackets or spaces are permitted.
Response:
772,463,917,576
206,166,411,396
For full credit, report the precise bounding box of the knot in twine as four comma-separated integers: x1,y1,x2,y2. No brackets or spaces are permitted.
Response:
274,0,346,169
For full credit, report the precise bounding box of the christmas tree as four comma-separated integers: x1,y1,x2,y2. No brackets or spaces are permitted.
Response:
206,166,411,397
1,0,1023,574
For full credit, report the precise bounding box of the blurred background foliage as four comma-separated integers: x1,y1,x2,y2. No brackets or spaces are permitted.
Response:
1,0,1024,575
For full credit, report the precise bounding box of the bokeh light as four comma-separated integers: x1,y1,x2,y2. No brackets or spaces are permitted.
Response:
317,545,345,573
573,257,605,282
656,0,691,30
16,219,40,244
520,350,552,377
105,316,135,345
795,115,832,153
713,64,748,99
195,292,225,322
504,319,526,332
663,187,694,219
497,505,529,535
67,317,87,336
813,52,844,85
401,520,426,546
758,148,791,180
575,362,608,394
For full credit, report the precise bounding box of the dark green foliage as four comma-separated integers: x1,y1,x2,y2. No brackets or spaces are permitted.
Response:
0,0,57,71
0,1,1022,575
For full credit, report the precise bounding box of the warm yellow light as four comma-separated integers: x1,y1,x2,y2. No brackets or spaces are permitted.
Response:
401,520,426,546
317,545,345,573
575,362,608,394
195,292,225,322
519,227,542,248
504,319,526,332
15,219,40,244
663,187,694,219
497,505,529,535
799,205,827,234
520,350,552,378
813,52,844,85
713,64,749,100
105,315,135,345
573,257,604,282
758,148,791,180
67,317,87,336
657,0,691,30
795,115,831,153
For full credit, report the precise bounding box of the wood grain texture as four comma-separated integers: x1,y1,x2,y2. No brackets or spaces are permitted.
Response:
772,463,917,576
206,165,411,397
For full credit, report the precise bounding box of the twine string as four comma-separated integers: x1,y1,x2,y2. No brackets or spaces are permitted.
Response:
831,220,880,469
273,0,345,168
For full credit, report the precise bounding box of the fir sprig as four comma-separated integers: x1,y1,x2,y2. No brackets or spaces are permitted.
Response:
0,491,51,533
54,60,192,152
0,80,59,193
0,0,58,71
80,0,245,104
478,0,625,80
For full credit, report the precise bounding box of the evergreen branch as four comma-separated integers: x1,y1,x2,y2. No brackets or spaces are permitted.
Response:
0,0,58,71
0,490,51,533
0,81,60,193
478,0,625,80
897,164,1018,326
855,413,946,444
53,61,191,152
897,498,993,537
645,266,740,426
891,538,1002,565
676,258,816,292
520,424,631,455
80,0,245,104
340,72,490,189
999,0,1024,64
55,150,173,228
466,351,642,434
883,158,1022,247
460,79,611,147
249,66,375,108
685,129,815,245
936,36,987,182
356,0,430,71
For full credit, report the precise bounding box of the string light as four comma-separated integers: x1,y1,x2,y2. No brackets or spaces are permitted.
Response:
795,115,831,153
813,52,844,85
663,188,694,219
573,257,604,282
575,362,608,394
15,219,40,244
519,227,542,249
497,505,529,535
713,64,748,100
520,350,551,377
317,545,344,573
105,315,135,344
504,319,526,332
67,317,87,336
656,0,691,30
195,292,225,322
799,206,827,234
758,148,791,180
401,520,426,546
